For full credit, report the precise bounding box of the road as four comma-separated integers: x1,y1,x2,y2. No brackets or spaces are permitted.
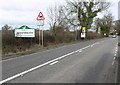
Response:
118,36,120,83
1,37,118,83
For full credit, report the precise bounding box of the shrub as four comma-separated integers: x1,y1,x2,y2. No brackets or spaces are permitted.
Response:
87,32,102,39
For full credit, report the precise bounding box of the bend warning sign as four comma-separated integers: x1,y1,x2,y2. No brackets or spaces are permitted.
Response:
36,12,45,20
82,27,86,33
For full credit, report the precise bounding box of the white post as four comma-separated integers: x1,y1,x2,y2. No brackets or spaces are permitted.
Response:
37,20,44,46
42,26,43,46
42,21,44,46
36,11,45,46
39,26,41,46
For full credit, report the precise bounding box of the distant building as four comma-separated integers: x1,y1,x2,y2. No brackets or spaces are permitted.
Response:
118,1,120,20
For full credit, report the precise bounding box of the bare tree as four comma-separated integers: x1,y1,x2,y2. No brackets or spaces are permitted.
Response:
65,0,110,38
47,4,70,29
114,20,120,35
95,13,113,36
47,5,59,29
2,24,12,30
47,4,72,42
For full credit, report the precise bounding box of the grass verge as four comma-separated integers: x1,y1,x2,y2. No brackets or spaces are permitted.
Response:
2,40,81,60
2,36,104,61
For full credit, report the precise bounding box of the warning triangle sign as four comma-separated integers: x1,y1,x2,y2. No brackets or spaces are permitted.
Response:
36,12,45,20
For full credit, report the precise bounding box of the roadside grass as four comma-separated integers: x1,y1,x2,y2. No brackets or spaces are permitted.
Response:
2,40,81,60
2,32,103,61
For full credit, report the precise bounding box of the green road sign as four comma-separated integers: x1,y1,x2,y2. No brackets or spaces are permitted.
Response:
15,25,35,38
17,25,32,29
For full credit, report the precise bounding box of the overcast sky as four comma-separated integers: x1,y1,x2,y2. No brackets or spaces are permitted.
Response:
0,0,119,29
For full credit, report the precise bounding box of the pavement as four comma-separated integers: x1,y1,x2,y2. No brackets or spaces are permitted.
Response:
1,37,118,83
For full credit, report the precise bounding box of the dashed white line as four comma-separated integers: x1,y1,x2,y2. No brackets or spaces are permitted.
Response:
96,42,100,44
114,45,118,57
90,41,102,47
112,44,118,65
114,57,116,60
0,41,102,84
112,61,114,65
0,47,80,84
91,44,94,47
49,61,59,65
114,53,117,57
81,45,91,50
0,59,56,84
78,49,82,53
1,43,77,62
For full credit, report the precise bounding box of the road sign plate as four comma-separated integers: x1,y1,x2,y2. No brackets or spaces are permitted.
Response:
81,33,86,38
36,12,45,20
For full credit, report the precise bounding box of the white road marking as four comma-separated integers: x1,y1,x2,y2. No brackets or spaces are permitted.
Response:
114,57,116,60
78,49,82,53
114,53,117,57
1,40,104,62
96,42,100,44
114,45,118,57
1,44,77,62
0,59,59,84
81,45,91,50
49,61,58,65
91,44,94,47
0,48,79,84
112,44,118,65
90,41,102,47
0,41,101,84
112,61,114,65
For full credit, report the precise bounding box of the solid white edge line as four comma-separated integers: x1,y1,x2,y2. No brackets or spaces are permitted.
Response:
81,45,90,50
0,60,54,84
78,49,82,52
0,47,78,84
91,43,95,47
96,42,100,44
0,41,101,84
1,41,103,62
91,45,93,47
49,61,58,65
1,43,78,62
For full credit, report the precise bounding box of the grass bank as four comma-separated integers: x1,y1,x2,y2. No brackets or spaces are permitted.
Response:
2,40,81,60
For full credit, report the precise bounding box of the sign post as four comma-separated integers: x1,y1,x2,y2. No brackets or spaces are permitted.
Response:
36,12,45,46
15,25,35,49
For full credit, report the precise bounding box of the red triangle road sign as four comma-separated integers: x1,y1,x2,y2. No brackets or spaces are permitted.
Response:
36,12,45,20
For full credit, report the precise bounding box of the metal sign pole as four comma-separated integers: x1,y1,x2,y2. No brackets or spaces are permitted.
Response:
42,21,44,46
42,26,43,46
39,25,41,46
36,11,45,46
